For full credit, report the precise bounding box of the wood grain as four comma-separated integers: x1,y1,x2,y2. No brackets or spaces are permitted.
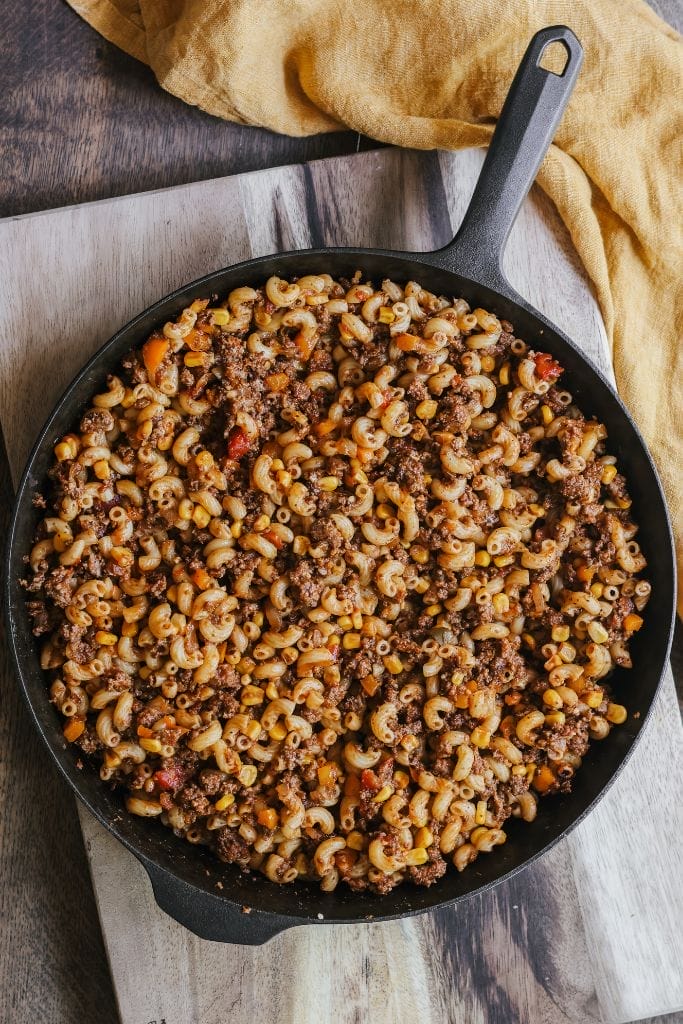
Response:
0,0,373,220
1,146,681,1024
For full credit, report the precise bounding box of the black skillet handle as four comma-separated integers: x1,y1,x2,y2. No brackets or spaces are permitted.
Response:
425,25,583,295
142,859,295,944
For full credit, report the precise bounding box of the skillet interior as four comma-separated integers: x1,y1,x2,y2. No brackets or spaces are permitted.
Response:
6,247,675,938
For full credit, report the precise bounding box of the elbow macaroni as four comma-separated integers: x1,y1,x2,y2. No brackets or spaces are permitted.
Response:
24,272,649,895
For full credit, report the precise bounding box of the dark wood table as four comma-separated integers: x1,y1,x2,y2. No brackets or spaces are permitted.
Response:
1,2,680,1021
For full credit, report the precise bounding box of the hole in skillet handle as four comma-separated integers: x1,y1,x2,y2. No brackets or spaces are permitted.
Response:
537,40,571,76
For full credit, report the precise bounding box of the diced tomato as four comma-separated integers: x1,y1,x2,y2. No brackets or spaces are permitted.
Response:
262,529,283,549
153,765,188,792
226,427,251,460
533,351,563,381
361,769,381,792
378,389,393,411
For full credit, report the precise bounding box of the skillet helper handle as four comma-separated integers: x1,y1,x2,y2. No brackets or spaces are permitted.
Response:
143,860,294,945
427,25,583,292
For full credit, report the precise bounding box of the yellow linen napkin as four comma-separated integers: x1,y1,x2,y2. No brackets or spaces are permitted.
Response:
66,0,683,609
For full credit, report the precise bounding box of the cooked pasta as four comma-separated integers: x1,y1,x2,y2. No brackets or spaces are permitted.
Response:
23,273,649,894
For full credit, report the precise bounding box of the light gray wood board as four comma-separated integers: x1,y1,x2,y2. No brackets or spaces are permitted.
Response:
0,148,681,1024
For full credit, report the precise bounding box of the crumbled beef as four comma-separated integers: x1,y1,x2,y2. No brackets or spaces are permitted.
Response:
288,558,325,608
80,408,115,434
26,600,52,636
215,828,252,868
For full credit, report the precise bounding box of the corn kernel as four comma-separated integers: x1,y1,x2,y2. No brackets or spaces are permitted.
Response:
615,497,631,509
540,404,554,425
253,514,271,532
138,666,151,681
425,603,442,616
589,581,605,599
624,613,643,633
372,785,394,803
473,549,491,567
492,593,509,615
178,498,194,521
265,681,279,701
383,654,403,675
606,703,627,724
241,685,265,706
405,848,429,866
104,749,121,768
585,689,604,709
140,737,163,754
415,826,434,848
351,611,363,629
393,770,410,790
409,544,429,565
93,459,110,480
184,351,206,367
343,633,361,650
319,476,340,491
195,450,214,471
511,764,527,777
475,800,487,825
63,718,85,742
587,620,609,644
210,308,230,326
121,621,138,638
230,521,243,538
544,711,565,727
551,625,570,643
494,554,515,567
215,793,235,811
498,363,510,386
414,578,430,594
522,633,536,650
529,503,545,516
416,399,438,420
270,459,284,471
257,808,279,829
346,830,365,851
543,688,563,709
239,765,258,787
600,464,617,484
480,355,495,373
378,306,396,324
244,720,262,741
269,723,287,742
95,631,117,646
470,727,491,748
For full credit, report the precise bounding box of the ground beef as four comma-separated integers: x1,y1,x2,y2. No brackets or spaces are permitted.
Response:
288,558,325,607
215,828,252,869
26,600,52,636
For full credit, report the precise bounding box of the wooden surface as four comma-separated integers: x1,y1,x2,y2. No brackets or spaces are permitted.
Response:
0,1,681,1022
1,145,682,1024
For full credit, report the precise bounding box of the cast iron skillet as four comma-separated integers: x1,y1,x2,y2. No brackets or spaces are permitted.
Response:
5,26,676,944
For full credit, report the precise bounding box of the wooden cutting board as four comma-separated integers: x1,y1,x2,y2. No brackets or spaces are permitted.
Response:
1,148,681,1024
